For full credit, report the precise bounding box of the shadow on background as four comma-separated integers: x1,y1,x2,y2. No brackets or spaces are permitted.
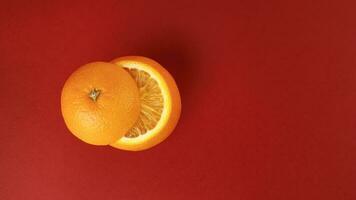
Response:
127,32,201,118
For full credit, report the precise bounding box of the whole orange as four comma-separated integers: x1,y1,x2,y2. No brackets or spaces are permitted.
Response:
61,62,140,145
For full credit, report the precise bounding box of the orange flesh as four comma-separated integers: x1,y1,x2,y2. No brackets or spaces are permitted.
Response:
124,68,164,138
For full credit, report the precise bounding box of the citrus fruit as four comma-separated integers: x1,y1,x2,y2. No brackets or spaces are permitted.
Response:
110,56,181,151
61,62,140,145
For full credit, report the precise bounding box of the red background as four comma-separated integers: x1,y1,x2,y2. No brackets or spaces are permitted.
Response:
1,0,355,199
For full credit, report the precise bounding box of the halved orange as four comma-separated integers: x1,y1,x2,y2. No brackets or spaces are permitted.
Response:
110,56,181,151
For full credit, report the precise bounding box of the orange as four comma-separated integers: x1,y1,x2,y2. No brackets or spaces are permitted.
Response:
110,56,181,151
61,62,140,145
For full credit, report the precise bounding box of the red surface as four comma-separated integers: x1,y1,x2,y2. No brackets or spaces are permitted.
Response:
1,0,356,199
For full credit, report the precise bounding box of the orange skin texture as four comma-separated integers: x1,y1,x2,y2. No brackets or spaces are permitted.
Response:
110,56,181,151
61,62,140,145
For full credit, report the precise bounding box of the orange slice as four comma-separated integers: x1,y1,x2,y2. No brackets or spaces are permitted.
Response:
110,56,181,151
